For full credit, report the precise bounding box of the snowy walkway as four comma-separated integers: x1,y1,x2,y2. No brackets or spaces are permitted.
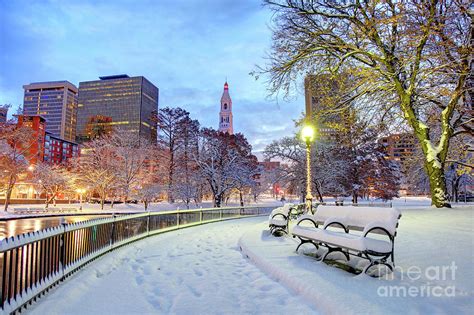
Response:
27,217,317,315
26,206,474,314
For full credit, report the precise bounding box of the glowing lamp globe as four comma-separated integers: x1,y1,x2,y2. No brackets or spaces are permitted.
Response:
301,125,315,143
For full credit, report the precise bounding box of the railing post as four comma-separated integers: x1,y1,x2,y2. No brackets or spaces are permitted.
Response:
199,210,203,223
60,222,67,280
146,212,150,236
177,212,180,228
110,214,116,248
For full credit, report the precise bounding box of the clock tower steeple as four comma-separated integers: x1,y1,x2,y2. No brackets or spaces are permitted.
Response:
218,81,233,134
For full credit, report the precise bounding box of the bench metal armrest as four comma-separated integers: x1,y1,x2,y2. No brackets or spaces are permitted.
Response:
271,213,288,221
296,216,318,228
323,221,348,233
363,226,394,242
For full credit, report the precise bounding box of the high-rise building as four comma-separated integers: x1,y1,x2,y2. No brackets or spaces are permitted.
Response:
0,105,8,123
23,81,78,142
76,74,158,143
218,81,233,134
380,133,416,164
304,74,351,140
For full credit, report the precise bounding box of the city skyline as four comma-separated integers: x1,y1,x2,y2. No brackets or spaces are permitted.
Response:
0,0,305,153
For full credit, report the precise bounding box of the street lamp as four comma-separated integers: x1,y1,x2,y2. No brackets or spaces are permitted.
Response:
76,188,86,210
301,124,315,214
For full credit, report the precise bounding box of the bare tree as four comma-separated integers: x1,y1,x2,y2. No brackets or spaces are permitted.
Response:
72,136,118,210
196,129,254,207
134,183,163,210
156,107,195,202
232,155,261,206
33,163,69,208
0,123,35,211
109,131,151,202
259,0,472,207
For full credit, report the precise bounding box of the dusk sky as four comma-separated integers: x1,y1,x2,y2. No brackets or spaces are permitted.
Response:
0,0,305,154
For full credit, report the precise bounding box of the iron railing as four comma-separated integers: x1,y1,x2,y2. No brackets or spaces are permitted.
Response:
0,205,275,314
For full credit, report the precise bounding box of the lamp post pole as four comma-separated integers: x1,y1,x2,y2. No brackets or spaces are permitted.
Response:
301,124,315,214
77,189,85,210
305,139,313,213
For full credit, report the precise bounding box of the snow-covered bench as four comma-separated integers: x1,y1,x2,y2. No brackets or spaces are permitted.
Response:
12,207,46,213
59,206,79,213
12,207,30,214
268,204,294,235
292,205,402,275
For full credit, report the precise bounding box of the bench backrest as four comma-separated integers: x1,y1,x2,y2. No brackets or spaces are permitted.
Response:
314,205,401,235
14,207,29,211
270,203,294,217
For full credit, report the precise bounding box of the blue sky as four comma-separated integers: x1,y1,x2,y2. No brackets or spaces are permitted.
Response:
0,0,304,154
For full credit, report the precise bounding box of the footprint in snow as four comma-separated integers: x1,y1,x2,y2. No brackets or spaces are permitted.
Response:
193,268,204,277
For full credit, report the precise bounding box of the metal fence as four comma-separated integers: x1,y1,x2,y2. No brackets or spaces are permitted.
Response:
0,205,275,314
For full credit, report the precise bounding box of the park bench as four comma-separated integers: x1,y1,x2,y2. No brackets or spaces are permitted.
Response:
268,204,294,235
60,206,79,213
12,207,46,214
292,205,401,275
12,207,30,214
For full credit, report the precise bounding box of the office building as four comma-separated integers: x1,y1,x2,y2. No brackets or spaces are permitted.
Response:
76,75,159,143
304,74,351,140
23,81,78,142
380,133,416,164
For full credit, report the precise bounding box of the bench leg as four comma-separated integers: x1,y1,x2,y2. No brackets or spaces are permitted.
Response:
319,246,350,262
295,238,318,252
270,225,288,236
363,253,393,277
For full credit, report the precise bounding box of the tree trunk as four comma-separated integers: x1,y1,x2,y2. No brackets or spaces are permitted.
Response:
4,176,14,212
425,160,451,208
453,176,462,203
144,200,148,210
239,190,244,207
214,195,222,208
352,192,358,204
314,182,324,203
100,196,105,210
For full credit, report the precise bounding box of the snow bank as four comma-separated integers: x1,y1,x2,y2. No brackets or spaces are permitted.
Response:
240,205,474,314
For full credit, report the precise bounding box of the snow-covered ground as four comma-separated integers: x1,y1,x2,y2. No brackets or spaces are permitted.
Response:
25,203,473,314
241,205,474,314
27,217,317,315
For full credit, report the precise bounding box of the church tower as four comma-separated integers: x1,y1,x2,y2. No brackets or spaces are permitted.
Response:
218,81,233,134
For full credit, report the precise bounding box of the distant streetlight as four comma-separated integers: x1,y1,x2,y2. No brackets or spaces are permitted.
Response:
28,165,35,171
76,188,86,210
301,124,315,214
